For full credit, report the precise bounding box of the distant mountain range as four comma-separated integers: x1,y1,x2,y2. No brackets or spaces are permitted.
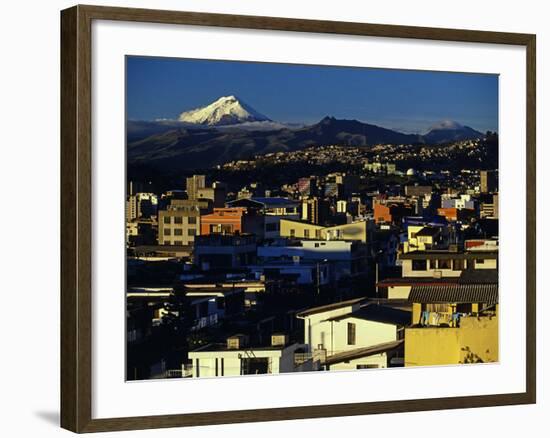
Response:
128,96,485,171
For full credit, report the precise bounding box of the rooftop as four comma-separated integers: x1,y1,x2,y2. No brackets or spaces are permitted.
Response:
408,284,498,304
296,297,366,318
326,304,411,326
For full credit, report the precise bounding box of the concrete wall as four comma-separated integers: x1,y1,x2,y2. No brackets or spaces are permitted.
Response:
404,313,498,366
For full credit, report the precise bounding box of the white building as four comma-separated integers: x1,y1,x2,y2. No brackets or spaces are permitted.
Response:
297,299,409,370
188,334,306,377
257,239,368,281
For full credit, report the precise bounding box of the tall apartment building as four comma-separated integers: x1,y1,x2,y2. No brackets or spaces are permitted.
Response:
186,175,206,200
480,170,498,193
126,193,158,222
301,198,330,225
158,199,210,246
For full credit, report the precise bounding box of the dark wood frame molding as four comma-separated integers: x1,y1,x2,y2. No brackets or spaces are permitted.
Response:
60,4,536,433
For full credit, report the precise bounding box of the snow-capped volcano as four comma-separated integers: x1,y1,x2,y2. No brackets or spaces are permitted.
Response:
177,95,271,126
423,120,483,144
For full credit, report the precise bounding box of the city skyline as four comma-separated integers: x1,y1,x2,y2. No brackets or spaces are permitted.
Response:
126,56,499,134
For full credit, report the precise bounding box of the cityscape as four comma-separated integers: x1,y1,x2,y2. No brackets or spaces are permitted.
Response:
126,57,499,380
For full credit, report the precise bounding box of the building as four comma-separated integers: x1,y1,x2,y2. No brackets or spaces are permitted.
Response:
399,249,498,278
188,334,304,377
301,197,330,225
227,197,300,239
200,207,263,236
126,192,158,221
405,185,432,197
480,193,499,219
441,194,476,210
158,199,210,246
378,255,498,300
280,218,370,243
193,233,257,269
126,218,157,246
437,207,476,222
195,182,226,208
297,299,410,370
373,198,415,225
248,259,330,286
405,275,498,366
297,177,318,197
403,225,445,253
480,170,498,193
258,239,368,281
186,174,206,200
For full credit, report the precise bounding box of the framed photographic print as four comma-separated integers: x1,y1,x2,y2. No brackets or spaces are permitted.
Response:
60,4,536,433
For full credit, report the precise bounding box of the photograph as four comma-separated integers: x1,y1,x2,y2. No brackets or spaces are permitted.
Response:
125,56,499,381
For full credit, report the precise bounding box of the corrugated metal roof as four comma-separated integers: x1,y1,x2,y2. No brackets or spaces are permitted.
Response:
408,284,498,304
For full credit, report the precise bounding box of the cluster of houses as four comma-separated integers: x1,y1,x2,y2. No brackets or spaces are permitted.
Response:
126,171,498,380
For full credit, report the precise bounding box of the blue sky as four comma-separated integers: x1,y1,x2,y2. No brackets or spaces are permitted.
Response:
126,56,498,134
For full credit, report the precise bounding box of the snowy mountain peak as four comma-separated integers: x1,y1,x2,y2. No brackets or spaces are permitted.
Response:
177,95,271,126
429,120,464,131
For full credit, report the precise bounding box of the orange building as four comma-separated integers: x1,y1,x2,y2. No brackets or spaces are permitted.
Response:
200,207,262,236
374,204,392,224
374,202,415,224
437,207,458,221
437,208,476,222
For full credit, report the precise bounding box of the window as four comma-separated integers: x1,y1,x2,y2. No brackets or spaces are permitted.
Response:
453,259,464,271
347,322,356,345
195,359,200,378
174,228,183,236
173,240,183,245
174,216,183,224
315,243,320,248
356,364,379,369
188,228,196,236
304,229,310,238
438,259,452,270
163,228,171,236
476,259,485,264
188,216,197,224
290,229,295,237
163,216,171,224
411,259,427,271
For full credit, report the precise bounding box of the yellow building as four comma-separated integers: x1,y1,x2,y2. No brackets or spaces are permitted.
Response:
280,218,369,242
404,283,498,366
403,225,442,253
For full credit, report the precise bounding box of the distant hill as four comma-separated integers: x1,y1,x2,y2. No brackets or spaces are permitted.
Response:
423,120,483,144
127,116,424,170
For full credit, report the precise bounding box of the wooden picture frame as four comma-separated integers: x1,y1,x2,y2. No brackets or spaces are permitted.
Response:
60,4,536,433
